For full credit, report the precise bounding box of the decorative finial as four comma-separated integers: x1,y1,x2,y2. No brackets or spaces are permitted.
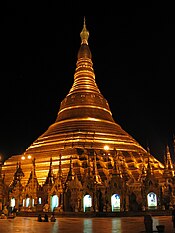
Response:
80,16,89,45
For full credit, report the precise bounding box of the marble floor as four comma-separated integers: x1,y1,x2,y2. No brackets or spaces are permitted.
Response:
0,215,174,233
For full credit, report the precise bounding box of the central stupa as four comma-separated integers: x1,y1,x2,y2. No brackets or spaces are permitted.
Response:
2,19,163,186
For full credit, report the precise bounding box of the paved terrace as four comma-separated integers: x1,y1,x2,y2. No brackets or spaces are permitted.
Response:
0,215,174,233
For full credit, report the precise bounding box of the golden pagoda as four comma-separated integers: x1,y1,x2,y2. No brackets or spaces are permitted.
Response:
1,18,174,213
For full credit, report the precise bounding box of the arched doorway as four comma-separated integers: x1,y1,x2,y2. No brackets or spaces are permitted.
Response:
111,194,120,212
147,192,157,210
10,197,15,210
26,197,30,207
83,194,92,212
50,195,59,212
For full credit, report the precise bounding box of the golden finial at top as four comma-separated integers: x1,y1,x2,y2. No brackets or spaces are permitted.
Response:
80,16,89,45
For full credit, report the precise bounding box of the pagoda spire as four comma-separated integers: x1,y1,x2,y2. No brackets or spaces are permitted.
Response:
80,16,89,45
66,156,75,182
163,145,174,177
44,157,54,185
165,145,173,169
112,149,121,177
87,154,92,177
67,17,102,96
93,151,102,184
147,149,153,176
58,154,62,179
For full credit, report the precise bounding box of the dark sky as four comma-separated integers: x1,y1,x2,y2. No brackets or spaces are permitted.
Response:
0,5,175,163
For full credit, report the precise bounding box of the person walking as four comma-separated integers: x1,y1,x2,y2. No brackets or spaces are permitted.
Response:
144,213,153,233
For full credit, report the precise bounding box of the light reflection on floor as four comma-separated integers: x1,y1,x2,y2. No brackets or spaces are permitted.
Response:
83,219,92,233
0,216,174,233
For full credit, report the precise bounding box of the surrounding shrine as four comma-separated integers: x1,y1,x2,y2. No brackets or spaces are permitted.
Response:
0,19,175,214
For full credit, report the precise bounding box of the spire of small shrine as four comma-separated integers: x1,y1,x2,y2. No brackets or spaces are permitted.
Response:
167,145,173,169
58,154,62,179
146,148,153,176
45,157,54,185
14,162,24,181
112,149,121,177
87,154,91,176
163,145,174,177
141,156,147,179
93,151,102,184
66,156,75,182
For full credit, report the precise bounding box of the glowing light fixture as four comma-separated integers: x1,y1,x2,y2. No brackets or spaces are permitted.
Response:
21,155,32,160
104,145,109,151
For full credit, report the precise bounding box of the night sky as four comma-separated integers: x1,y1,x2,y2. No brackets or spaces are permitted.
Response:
0,4,175,163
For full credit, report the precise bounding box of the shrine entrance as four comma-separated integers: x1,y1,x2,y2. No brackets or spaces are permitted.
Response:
10,197,15,210
50,195,59,212
83,194,92,212
147,192,157,209
111,194,120,212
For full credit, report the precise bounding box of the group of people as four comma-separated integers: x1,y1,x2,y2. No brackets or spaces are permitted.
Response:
0,206,17,219
37,213,56,222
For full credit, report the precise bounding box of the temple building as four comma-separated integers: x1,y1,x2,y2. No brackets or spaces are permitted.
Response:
1,19,175,213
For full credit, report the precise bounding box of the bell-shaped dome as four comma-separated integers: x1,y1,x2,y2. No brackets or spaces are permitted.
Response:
78,44,92,59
